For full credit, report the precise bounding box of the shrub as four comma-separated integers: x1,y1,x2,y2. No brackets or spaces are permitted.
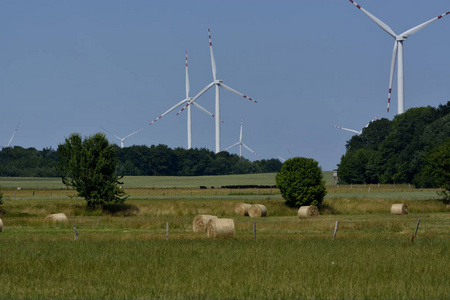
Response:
56,133,127,209
275,157,327,208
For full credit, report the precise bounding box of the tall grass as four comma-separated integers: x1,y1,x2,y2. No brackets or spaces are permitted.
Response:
0,182,449,299
0,237,448,299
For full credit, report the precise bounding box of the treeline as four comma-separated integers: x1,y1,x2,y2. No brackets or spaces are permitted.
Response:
338,101,450,187
0,145,282,177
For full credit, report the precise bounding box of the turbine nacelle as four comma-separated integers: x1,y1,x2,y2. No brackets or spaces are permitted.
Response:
214,79,223,84
396,36,407,41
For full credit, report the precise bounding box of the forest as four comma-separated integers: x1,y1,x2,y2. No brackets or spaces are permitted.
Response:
338,101,450,187
0,144,282,177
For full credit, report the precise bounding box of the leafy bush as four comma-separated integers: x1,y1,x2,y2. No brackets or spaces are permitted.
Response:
57,133,127,209
275,157,327,208
424,138,450,204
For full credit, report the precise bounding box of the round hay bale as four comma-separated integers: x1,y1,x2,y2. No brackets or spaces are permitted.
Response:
0,218,3,232
248,204,267,217
235,203,251,216
298,205,319,218
193,215,218,232
44,213,68,222
206,218,235,238
391,204,408,215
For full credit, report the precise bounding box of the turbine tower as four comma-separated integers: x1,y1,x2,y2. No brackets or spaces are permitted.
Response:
101,126,144,148
178,29,258,153
1,123,20,148
333,114,380,135
224,119,259,158
349,0,450,114
149,51,217,149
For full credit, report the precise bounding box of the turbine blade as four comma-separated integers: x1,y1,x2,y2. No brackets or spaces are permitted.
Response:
208,28,217,81
401,11,450,37
243,143,260,157
101,126,122,141
123,127,144,140
185,51,190,98
332,125,361,135
191,102,225,123
349,0,397,38
387,42,398,113
7,123,20,147
224,142,240,151
176,82,215,116
364,113,381,128
220,82,258,103
149,99,187,125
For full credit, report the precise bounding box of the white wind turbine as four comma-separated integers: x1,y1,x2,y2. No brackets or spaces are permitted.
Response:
333,113,380,135
177,29,258,153
101,126,144,148
224,119,259,158
349,0,450,114
1,123,20,148
149,51,218,149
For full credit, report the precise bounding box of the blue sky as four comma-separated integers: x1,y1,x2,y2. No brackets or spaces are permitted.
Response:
1,0,449,170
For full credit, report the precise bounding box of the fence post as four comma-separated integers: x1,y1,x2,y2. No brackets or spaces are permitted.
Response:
414,219,421,238
333,221,338,240
73,225,78,241
166,222,169,241
253,222,256,239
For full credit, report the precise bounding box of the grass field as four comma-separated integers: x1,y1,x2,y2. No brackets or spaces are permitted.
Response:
0,171,333,189
0,175,449,299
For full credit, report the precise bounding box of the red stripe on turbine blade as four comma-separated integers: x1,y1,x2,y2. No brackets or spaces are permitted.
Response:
357,5,361,9
438,15,442,19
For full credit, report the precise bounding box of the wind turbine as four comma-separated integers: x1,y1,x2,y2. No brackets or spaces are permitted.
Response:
1,123,20,148
224,119,259,158
149,51,218,149
101,126,144,148
177,29,258,153
333,113,380,135
348,0,450,114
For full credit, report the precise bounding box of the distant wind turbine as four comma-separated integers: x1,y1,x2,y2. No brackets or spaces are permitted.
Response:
224,119,259,158
101,126,144,148
333,114,380,135
1,123,20,148
149,51,219,149
178,29,258,153
348,0,450,114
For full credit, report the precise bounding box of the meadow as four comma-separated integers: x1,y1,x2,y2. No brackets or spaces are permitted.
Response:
0,174,449,299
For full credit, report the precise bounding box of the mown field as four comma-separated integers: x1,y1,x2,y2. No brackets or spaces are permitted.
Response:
0,174,449,299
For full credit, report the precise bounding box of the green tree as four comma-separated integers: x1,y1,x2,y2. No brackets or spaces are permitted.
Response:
56,133,127,209
423,138,450,204
275,157,327,208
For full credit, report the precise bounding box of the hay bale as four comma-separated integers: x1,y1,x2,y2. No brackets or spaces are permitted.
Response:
235,203,251,216
44,213,68,222
0,218,3,232
193,215,218,232
391,204,408,215
298,205,319,218
248,204,267,217
206,218,235,238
